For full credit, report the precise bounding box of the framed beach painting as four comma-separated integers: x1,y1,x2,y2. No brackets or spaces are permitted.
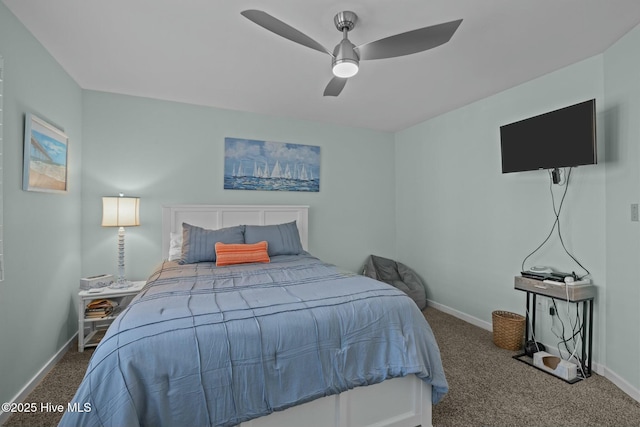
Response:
224,137,320,192
23,113,69,193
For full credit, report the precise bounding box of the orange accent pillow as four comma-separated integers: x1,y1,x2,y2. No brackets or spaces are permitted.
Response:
215,241,271,266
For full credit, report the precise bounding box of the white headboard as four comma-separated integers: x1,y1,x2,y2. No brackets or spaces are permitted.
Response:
162,204,309,258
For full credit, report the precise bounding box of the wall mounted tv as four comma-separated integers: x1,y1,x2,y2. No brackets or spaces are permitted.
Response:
500,99,597,175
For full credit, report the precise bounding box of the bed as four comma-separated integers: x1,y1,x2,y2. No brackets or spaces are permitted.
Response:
60,205,447,427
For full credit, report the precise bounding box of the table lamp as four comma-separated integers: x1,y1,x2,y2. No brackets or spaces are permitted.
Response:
102,194,140,288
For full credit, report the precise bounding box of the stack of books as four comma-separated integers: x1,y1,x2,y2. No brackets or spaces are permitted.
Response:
85,299,118,318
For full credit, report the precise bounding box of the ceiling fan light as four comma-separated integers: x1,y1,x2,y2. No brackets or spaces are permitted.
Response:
332,59,359,78
332,38,359,78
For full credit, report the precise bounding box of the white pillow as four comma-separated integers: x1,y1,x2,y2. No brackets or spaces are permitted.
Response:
168,232,183,261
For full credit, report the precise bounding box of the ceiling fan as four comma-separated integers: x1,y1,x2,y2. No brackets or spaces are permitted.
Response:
241,10,462,97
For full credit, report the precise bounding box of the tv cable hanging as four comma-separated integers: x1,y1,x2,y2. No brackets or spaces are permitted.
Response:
520,167,591,279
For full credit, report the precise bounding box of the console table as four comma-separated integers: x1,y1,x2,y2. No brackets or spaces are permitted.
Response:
513,276,596,383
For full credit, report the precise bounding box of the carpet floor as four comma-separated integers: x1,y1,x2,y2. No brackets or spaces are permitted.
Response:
424,308,640,427
3,307,640,426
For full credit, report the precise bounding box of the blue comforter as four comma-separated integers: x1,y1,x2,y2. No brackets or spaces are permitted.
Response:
60,254,447,427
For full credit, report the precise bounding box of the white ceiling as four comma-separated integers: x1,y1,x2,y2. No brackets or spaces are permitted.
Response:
4,0,640,132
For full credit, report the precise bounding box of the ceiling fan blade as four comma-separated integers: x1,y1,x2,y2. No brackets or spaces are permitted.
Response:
355,19,462,61
241,10,332,56
323,77,348,97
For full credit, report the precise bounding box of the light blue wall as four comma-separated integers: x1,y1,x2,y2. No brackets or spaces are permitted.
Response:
395,54,605,319
0,4,396,407
2,0,640,409
603,24,640,392
0,3,83,405
80,91,396,280
396,35,640,393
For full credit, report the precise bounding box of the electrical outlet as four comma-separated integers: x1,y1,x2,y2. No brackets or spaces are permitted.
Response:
632,204,639,222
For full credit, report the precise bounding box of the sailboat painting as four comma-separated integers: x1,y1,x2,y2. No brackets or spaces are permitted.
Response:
224,137,320,192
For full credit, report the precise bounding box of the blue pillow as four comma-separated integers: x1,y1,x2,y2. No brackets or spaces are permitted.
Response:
244,221,303,256
179,223,245,264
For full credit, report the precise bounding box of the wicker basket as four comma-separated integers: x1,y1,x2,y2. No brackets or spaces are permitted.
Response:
492,310,525,351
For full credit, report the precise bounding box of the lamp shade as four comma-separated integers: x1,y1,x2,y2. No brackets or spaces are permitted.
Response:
102,196,140,227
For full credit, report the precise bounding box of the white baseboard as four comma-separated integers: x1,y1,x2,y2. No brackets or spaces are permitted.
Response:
603,366,640,402
545,344,639,401
0,333,77,425
427,299,640,404
427,299,492,332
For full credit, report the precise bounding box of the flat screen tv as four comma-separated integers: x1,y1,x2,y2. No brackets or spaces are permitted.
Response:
500,99,596,174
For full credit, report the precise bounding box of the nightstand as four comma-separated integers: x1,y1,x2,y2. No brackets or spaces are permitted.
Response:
78,281,146,352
